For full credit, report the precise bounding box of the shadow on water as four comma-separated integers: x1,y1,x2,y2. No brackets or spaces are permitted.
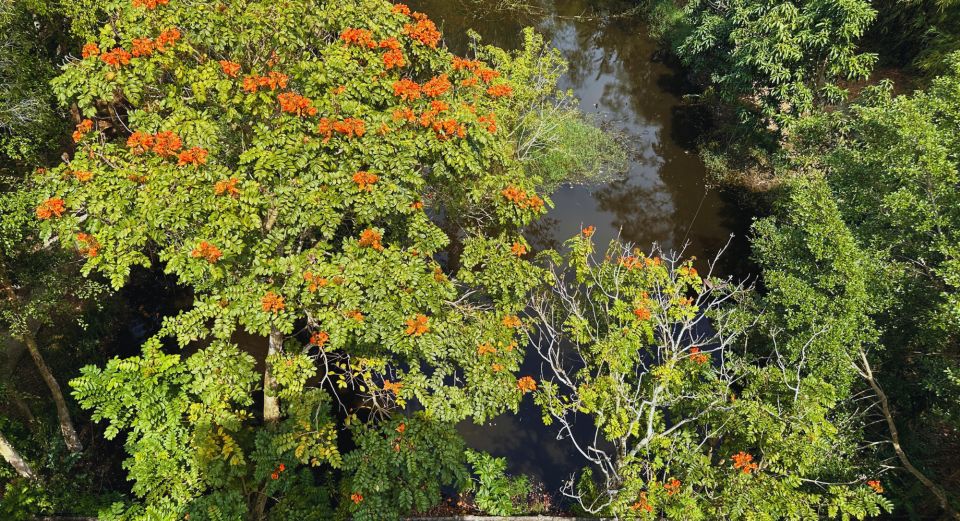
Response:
412,0,756,493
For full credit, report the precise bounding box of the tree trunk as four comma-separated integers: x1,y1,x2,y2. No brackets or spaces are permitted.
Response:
23,330,82,453
856,351,960,520
0,430,38,480
263,328,283,424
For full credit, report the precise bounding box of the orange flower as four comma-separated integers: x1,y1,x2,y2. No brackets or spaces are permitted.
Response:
219,60,241,77
358,228,384,251
461,76,479,88
396,422,406,434
582,225,595,237
278,92,317,116
303,271,329,292
242,75,260,93
151,131,182,157
126,131,154,154
131,37,154,57
383,379,403,396
452,57,482,71
271,472,279,480
261,292,285,313
689,347,709,364
867,480,883,494
629,492,653,513
383,48,406,69
405,314,429,336
517,376,537,393
477,343,496,356
278,464,285,472
331,118,366,139
502,185,527,204
347,309,365,322
177,147,208,166
392,78,421,101
478,112,497,133
75,233,100,257
73,170,93,182
132,0,169,9
310,331,330,348
477,67,501,84
502,315,522,328
633,306,651,321
340,28,376,48
492,363,504,372
422,74,451,98
36,198,66,220
431,118,466,140
664,478,681,496
72,119,94,142
81,43,100,59
214,177,240,198
260,71,288,90
403,14,441,47
154,28,181,51
351,492,364,504
620,256,642,270
487,84,513,97
191,241,222,263
731,452,758,474
100,47,132,67
430,100,450,112
511,242,527,256
392,3,411,15
353,171,379,191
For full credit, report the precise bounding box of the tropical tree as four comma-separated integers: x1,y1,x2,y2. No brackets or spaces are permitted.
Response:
527,231,890,518
33,0,563,517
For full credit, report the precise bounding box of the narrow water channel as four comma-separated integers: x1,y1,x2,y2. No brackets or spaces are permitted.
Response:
410,0,749,493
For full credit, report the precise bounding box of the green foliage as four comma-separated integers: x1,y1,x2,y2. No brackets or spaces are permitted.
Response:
530,233,890,518
341,414,469,520
464,449,531,516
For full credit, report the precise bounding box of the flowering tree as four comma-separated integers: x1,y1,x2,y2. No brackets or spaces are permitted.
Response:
35,0,556,516
527,231,891,518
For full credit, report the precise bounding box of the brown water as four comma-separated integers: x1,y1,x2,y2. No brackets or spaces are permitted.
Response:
410,0,750,492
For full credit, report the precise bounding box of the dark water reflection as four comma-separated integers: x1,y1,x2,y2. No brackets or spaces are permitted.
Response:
411,0,751,494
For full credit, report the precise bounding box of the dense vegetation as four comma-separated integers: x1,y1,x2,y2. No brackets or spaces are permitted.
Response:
0,0,958,519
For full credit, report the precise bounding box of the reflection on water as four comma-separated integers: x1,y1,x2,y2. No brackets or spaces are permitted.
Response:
412,0,750,493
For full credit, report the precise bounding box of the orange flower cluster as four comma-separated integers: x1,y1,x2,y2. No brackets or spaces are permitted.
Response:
511,242,527,256
278,92,317,116
492,363,504,372
487,84,514,97
351,492,364,504
310,331,330,348
689,347,709,364
359,228,384,251
633,305,651,321
477,343,496,355
75,233,100,258
72,119,94,142
582,225,596,237
731,452,758,474
101,47,132,67
191,241,222,263
392,3,411,15
270,463,286,481
73,170,93,182
383,379,403,395
242,71,288,93
219,60,241,77
347,309,365,322
630,492,653,513
664,478,681,496
214,177,240,198
353,171,379,191
453,57,500,86
303,271,329,292
127,130,182,157
177,147,208,166
131,38,154,57
340,28,376,48
422,74,451,98
405,314,429,336
478,112,497,133
261,292,285,313
620,255,642,270
316,117,365,142
502,315,522,328
36,198,66,220
431,118,466,140
500,185,544,211
81,43,100,59
867,480,883,494
132,0,169,9
403,12,441,48
517,376,537,393
155,28,182,50
383,48,406,69
392,79,421,101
